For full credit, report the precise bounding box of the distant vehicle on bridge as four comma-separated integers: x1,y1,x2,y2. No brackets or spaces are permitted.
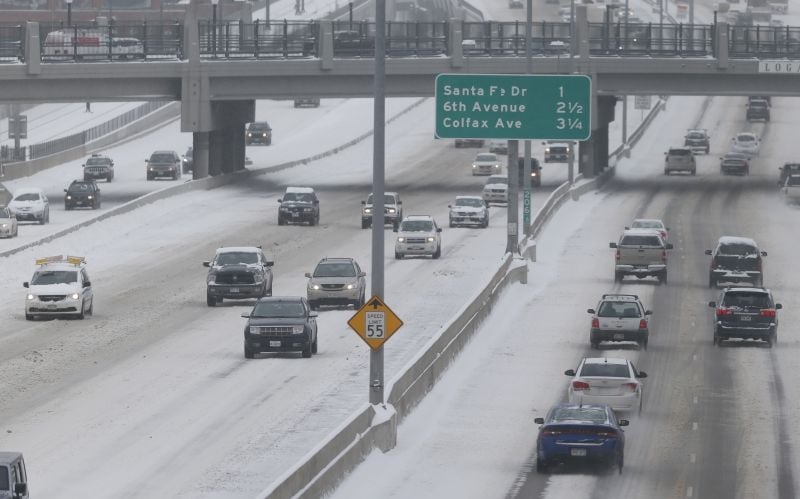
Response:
42,29,144,60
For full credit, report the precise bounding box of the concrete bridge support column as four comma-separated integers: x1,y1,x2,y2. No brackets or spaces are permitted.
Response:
193,132,210,179
579,95,616,177
202,100,253,176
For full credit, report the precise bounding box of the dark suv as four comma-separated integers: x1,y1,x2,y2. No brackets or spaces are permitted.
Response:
684,129,710,154
82,153,114,182
278,187,320,226
241,296,318,359
146,150,182,180
708,288,781,347
246,122,272,145
517,157,543,187
203,246,274,306
778,162,800,186
64,179,101,210
706,236,766,287
746,98,770,122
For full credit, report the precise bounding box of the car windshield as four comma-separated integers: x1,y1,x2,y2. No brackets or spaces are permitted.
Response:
216,252,259,265
86,157,109,166
455,198,484,208
737,135,755,143
620,235,662,246
249,123,270,131
687,132,705,139
283,192,314,203
14,193,40,202
401,220,434,232
598,301,641,318
722,292,771,309
476,154,496,162
718,243,757,256
31,270,78,285
314,262,356,277
486,176,507,185
366,194,397,205
1,208,11,218
68,183,92,192
669,149,692,156
149,153,174,163
787,177,800,187
580,363,631,377
551,407,608,423
251,301,306,318
632,220,662,229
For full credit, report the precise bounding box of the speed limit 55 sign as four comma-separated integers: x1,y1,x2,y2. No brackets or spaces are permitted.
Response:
348,295,404,350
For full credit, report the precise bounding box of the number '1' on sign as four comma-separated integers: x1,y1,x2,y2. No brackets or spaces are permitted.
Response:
366,312,385,338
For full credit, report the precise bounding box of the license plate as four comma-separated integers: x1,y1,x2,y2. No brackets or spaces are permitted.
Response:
230,287,240,293
739,315,752,321
269,341,281,347
613,333,625,340
47,304,57,309
570,448,587,457
292,213,299,217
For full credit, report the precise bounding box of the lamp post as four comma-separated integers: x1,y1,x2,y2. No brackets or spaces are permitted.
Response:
605,4,619,52
211,0,219,58
65,0,73,26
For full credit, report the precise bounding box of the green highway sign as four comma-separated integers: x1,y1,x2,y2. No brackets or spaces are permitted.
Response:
435,74,591,141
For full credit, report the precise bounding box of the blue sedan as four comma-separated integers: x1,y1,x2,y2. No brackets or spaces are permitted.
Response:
535,403,628,474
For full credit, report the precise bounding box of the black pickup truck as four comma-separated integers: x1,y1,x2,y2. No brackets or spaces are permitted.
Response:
706,236,766,287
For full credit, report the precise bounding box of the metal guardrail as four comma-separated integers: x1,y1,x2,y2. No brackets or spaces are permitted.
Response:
1,20,800,62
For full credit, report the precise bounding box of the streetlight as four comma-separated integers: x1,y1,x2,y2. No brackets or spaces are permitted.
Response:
605,4,620,53
65,0,73,26
211,0,219,57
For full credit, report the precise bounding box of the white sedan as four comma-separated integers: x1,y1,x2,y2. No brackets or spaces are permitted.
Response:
731,132,760,156
0,206,18,238
627,218,668,242
482,175,508,205
564,357,648,413
471,152,502,176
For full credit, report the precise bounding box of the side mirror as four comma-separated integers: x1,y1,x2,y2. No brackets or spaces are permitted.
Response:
81,164,86,167
398,200,403,204
13,483,27,496
534,417,545,424
645,310,653,315
776,303,783,309
361,200,366,205
587,308,595,314
665,243,674,250
436,228,442,233
145,159,149,162
618,420,630,427
624,226,630,230
277,199,282,203
240,312,250,318
704,249,712,255
637,371,648,378
23,282,29,288
314,200,319,204
83,281,91,288
393,226,399,233
666,227,671,231
202,261,211,267
358,271,367,277
761,251,768,257
609,242,618,248
305,272,312,278
564,369,576,376
64,189,68,193
708,301,717,308
448,204,452,208
265,260,274,267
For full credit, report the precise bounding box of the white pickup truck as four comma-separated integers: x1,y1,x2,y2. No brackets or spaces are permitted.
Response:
782,175,800,203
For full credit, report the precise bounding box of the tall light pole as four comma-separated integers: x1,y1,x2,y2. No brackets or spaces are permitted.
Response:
522,0,533,236
65,0,73,26
211,0,219,58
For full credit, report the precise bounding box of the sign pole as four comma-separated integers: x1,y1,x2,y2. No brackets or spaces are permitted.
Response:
369,0,386,406
523,0,533,236
507,140,519,254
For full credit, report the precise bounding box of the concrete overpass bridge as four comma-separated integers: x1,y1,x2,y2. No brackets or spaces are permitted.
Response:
1,4,798,178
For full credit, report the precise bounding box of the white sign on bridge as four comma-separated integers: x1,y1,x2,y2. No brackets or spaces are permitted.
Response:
759,60,800,73
634,95,652,110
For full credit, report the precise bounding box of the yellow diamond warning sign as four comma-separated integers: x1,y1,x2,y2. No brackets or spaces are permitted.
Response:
347,295,404,350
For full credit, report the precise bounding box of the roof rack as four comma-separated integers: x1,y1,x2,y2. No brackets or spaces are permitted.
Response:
601,293,639,300
35,255,85,266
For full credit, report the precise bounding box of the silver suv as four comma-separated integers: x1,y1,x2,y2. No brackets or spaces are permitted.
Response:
361,192,402,230
664,147,696,175
587,294,652,350
0,451,29,498
306,257,367,310
394,215,443,259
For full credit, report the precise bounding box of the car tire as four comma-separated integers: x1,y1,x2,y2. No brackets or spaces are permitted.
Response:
708,275,716,288
614,272,623,283
483,218,489,228
617,450,624,475
691,169,696,176
65,204,71,211
107,175,113,182
659,272,668,285
393,221,400,231
309,301,318,311
77,302,85,320
536,459,548,474
766,335,774,348
395,251,403,260
244,343,255,359
664,170,670,176
433,245,441,259
361,219,370,229
206,292,216,307
302,341,312,358
449,220,455,228
147,174,153,181
312,336,318,354
640,338,648,350
278,216,285,226
713,334,720,346
25,313,33,321
39,214,46,225
706,147,710,154
590,340,600,349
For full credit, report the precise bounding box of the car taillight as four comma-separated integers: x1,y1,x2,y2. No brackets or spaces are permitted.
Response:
711,257,717,269
595,429,619,438
615,249,620,261
591,318,599,328
639,319,648,329
572,380,590,391
661,250,667,263
716,308,733,317
624,382,639,391
542,428,562,436
761,309,777,318
757,258,762,272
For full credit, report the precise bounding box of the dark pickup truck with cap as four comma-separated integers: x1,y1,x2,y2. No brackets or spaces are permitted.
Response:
706,236,766,287
203,246,274,306
709,287,781,347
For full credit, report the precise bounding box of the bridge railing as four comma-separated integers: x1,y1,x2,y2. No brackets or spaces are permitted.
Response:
5,20,800,62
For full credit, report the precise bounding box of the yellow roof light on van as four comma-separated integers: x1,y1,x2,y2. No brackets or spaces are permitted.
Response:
35,255,86,266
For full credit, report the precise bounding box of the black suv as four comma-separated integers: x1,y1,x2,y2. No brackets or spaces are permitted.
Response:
517,157,543,187
181,146,193,174
778,162,800,186
683,129,710,154
246,122,272,145
709,287,781,347
203,246,274,306
746,98,770,122
146,150,182,180
241,296,318,358
82,153,114,182
706,236,766,287
278,187,320,226
64,180,101,210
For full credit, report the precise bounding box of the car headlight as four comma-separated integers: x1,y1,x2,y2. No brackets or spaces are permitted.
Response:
262,133,267,137
247,133,253,137
303,208,312,212
397,237,405,242
494,164,500,168
70,293,80,300
0,223,6,228
293,325,304,334
207,275,216,284
364,208,372,214
388,208,396,213
87,195,93,199
253,274,264,283
472,164,478,168
310,284,320,290
249,326,260,334
149,167,155,172
66,195,72,200
346,283,355,290
427,236,436,242
26,294,35,300
545,148,551,153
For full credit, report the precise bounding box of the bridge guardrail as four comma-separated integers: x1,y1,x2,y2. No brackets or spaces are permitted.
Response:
4,20,800,61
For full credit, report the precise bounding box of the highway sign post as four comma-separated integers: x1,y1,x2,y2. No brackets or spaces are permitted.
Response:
435,74,592,141
348,295,404,351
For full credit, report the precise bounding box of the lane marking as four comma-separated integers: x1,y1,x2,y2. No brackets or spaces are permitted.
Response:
690,453,697,464
692,422,699,431
687,486,694,498
692,353,697,361
693,395,698,404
